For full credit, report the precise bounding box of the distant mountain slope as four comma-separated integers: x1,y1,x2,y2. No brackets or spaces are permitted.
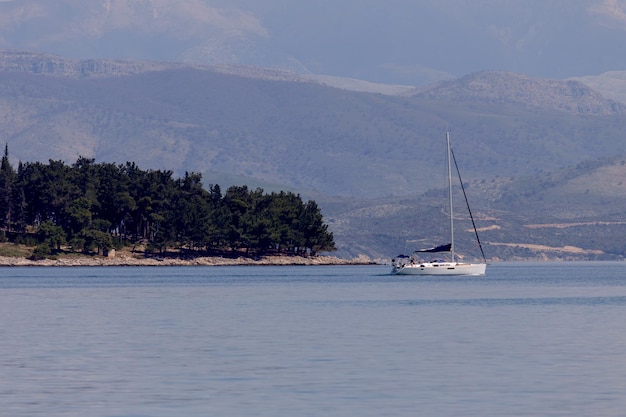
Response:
2,52,626,201
413,72,626,116
491,156,626,219
0,49,184,78
570,71,626,105
325,155,626,260
0,49,415,95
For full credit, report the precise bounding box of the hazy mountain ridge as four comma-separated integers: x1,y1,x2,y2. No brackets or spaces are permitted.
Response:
569,71,626,104
0,0,295,72
2,52,625,196
0,49,184,78
414,72,626,116
3,1,626,85
0,50,415,97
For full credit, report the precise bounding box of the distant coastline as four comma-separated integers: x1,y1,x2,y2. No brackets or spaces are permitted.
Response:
0,251,376,267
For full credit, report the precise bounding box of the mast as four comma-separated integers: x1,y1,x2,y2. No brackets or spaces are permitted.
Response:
446,131,455,262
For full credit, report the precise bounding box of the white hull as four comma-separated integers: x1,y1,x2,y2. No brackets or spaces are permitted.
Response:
392,261,486,276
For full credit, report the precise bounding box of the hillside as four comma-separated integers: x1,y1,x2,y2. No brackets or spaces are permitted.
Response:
1,52,626,260
2,53,626,199
414,71,626,116
326,156,626,261
570,71,626,105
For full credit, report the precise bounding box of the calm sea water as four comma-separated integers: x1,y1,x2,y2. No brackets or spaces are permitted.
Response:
1,262,626,417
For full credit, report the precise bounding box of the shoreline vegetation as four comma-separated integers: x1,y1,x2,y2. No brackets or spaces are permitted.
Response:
0,242,379,267
0,244,375,267
1,154,339,265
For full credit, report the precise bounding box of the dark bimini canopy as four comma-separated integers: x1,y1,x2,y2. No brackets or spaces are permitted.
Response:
415,243,452,253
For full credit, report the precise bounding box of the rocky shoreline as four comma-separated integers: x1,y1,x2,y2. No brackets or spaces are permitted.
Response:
0,253,377,267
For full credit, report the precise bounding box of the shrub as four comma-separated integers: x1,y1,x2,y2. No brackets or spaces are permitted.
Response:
30,244,51,260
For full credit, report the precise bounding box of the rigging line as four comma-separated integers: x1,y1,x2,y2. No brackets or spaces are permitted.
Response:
450,147,487,263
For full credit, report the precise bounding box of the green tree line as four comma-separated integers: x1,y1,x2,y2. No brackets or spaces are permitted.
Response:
0,147,335,257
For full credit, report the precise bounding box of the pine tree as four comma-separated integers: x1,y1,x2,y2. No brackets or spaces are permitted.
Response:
0,144,16,235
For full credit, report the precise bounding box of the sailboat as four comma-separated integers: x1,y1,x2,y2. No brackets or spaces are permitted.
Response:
391,132,487,276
